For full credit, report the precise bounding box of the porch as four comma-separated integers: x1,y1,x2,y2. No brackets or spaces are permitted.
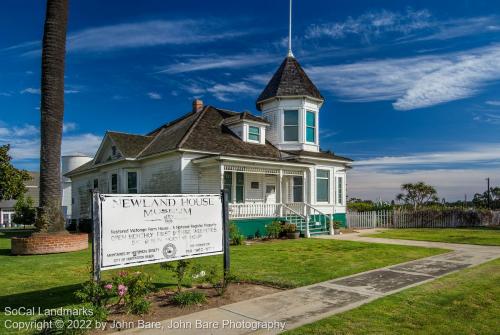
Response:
193,156,335,236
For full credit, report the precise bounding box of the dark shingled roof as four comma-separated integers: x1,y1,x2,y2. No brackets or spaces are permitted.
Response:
107,132,154,158
223,111,269,125
179,107,281,159
284,150,353,162
256,56,323,110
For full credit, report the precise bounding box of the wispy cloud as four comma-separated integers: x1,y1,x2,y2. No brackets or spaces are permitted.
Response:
147,92,162,100
159,53,279,74
63,122,77,133
6,19,250,55
307,44,500,110
485,100,500,106
354,143,500,167
20,87,40,95
0,122,100,161
207,82,259,102
306,8,499,44
306,8,433,42
350,167,499,201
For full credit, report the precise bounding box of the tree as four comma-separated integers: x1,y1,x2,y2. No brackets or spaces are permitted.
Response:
36,0,68,233
0,145,31,201
396,182,438,210
473,186,500,209
13,195,37,227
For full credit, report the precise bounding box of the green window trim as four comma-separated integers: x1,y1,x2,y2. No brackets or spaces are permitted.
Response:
284,110,299,141
236,172,244,203
306,111,316,143
223,171,232,202
248,126,260,142
316,169,330,202
224,171,244,203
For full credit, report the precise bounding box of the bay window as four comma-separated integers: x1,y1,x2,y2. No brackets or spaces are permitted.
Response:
284,110,299,141
306,111,316,143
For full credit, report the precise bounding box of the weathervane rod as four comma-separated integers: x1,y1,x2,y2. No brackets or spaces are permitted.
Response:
288,0,294,57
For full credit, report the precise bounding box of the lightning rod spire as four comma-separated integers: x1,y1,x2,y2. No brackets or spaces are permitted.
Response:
288,0,294,57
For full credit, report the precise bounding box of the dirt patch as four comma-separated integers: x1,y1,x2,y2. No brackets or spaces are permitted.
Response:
93,283,282,333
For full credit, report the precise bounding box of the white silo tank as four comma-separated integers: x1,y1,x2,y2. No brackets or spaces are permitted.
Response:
61,155,93,220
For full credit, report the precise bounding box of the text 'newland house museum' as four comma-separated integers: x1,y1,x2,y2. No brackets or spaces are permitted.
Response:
66,53,352,237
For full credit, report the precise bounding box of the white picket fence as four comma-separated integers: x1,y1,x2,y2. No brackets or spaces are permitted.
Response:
347,210,499,229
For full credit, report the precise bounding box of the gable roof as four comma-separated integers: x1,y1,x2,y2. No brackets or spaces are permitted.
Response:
66,107,284,176
283,150,353,162
107,132,154,158
256,56,324,110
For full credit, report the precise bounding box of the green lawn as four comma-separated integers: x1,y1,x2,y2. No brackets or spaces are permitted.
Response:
364,227,500,246
286,258,500,335
0,230,445,334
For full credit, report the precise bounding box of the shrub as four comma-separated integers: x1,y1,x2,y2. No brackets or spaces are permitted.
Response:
229,222,244,245
283,223,297,233
265,221,283,239
333,221,341,229
12,195,36,227
205,264,236,296
111,271,154,314
171,291,206,306
75,270,153,315
38,303,108,335
161,260,192,292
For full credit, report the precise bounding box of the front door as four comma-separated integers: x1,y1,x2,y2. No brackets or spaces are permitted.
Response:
265,176,276,204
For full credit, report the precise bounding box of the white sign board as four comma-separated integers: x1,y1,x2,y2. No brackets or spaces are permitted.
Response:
96,194,224,270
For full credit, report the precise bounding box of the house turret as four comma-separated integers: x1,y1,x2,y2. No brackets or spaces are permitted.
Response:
256,55,324,152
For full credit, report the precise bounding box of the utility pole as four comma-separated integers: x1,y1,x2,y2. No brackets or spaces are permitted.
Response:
486,177,491,209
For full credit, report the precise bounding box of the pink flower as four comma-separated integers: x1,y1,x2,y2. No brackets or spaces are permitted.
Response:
118,271,127,277
104,284,113,290
117,284,128,297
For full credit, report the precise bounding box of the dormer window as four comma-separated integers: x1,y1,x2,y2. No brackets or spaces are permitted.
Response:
284,110,299,141
306,111,316,143
248,126,260,142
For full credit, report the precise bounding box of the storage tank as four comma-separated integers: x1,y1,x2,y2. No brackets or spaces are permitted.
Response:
61,155,92,220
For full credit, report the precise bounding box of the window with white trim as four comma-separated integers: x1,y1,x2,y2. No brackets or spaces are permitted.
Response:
306,111,316,143
337,176,344,205
248,126,260,142
284,110,299,141
316,170,330,202
111,173,118,193
127,171,138,194
293,176,303,202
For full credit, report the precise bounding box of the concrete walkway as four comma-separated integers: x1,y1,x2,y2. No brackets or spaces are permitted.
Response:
118,231,500,335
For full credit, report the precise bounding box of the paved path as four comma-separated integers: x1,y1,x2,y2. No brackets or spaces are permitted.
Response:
118,231,500,335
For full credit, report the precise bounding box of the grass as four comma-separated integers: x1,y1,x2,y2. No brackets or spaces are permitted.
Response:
286,258,500,335
0,230,445,334
364,227,500,246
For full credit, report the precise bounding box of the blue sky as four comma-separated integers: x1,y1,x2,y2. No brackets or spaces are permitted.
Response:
1,0,500,201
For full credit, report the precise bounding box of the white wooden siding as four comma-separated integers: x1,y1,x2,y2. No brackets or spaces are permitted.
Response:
199,165,220,194
141,154,181,193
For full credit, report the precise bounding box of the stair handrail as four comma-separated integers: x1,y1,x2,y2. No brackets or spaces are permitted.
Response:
281,203,309,237
303,203,333,235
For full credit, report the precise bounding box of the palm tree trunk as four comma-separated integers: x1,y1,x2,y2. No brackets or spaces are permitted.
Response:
36,0,68,233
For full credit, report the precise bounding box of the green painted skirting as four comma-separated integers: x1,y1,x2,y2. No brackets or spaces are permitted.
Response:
232,217,281,239
233,213,347,238
334,213,347,228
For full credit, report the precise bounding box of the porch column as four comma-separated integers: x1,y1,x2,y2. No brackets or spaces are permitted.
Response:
278,169,283,217
219,162,225,191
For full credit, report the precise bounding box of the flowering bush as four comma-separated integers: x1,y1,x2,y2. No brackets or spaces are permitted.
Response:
75,270,153,315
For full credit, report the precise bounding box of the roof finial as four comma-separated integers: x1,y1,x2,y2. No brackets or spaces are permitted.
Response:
288,0,294,57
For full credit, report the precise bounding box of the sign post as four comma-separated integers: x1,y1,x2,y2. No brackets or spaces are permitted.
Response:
221,189,230,281
91,193,226,281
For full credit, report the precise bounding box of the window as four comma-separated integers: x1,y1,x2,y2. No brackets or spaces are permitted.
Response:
337,176,344,205
223,172,232,202
251,182,259,189
93,179,98,189
306,111,316,143
293,176,303,202
111,173,118,193
316,170,330,202
284,110,299,141
3,213,11,225
235,172,244,203
127,171,138,194
248,126,260,142
111,146,117,156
